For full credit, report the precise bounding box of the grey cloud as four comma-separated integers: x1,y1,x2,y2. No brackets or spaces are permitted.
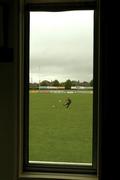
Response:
30,11,93,82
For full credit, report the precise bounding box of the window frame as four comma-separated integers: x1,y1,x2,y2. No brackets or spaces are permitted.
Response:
19,0,100,178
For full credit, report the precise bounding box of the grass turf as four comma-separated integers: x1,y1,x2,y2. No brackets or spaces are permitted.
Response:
29,92,93,163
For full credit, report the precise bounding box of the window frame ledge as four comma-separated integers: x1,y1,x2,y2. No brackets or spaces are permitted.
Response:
19,172,98,180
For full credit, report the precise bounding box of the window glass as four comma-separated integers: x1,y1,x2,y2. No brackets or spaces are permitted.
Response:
29,10,94,165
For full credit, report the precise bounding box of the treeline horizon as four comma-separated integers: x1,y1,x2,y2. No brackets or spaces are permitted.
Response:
30,79,93,90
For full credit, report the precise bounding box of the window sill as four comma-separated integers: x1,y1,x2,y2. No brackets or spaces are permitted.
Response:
19,172,98,180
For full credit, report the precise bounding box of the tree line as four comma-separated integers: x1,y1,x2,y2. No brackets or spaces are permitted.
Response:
30,79,93,90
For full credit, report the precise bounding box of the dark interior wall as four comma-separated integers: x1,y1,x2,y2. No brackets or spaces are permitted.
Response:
0,0,18,179
0,64,15,179
0,0,114,180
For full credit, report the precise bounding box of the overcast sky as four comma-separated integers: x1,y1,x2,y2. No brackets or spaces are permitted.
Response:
30,10,94,83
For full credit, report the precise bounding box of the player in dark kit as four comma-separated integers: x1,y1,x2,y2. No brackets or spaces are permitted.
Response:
64,97,72,108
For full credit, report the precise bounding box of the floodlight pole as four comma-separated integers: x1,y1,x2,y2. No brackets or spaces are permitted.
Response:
39,80,40,92
39,66,40,92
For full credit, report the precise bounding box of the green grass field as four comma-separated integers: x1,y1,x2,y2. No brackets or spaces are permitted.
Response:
29,92,93,163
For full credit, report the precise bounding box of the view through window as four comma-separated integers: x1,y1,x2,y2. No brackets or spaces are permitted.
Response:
29,10,94,165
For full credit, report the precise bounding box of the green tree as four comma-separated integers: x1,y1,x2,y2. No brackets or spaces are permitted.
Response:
52,80,60,86
65,79,72,90
90,79,93,86
40,80,50,86
71,80,80,86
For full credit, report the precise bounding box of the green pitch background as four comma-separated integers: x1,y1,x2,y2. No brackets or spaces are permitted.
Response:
29,92,93,163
